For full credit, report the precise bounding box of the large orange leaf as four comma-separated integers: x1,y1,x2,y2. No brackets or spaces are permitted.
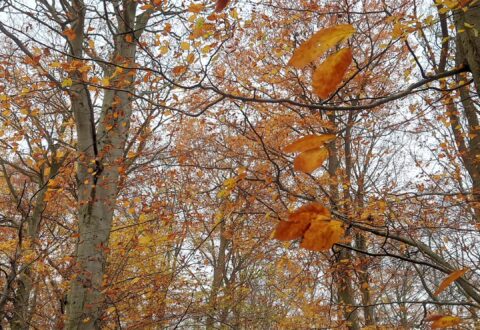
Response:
273,202,330,240
434,268,469,296
284,134,336,153
273,218,310,241
274,202,329,240
293,147,329,173
312,48,353,99
288,24,355,69
430,315,462,329
300,219,344,251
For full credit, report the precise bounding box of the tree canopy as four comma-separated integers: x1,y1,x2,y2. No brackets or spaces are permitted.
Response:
0,0,480,329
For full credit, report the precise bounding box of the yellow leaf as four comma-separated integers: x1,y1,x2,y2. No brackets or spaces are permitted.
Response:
160,46,169,54
102,78,110,87
284,134,336,153
139,235,152,246
180,42,190,51
230,8,239,19
430,315,462,329
300,219,344,251
293,147,329,173
49,61,61,68
288,24,355,69
61,78,73,87
434,268,469,296
312,47,353,99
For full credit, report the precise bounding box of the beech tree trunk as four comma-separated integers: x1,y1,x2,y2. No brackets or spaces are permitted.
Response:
10,188,46,330
64,1,150,328
451,4,480,224
327,113,360,330
206,220,227,329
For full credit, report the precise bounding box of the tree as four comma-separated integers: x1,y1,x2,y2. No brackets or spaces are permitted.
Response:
1,0,480,329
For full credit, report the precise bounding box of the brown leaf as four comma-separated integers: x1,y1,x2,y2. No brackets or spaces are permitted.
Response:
288,24,355,69
293,147,329,173
215,0,230,12
312,48,353,99
284,134,336,153
434,268,469,296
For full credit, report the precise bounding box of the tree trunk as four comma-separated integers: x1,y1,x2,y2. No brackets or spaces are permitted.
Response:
65,1,149,328
206,220,228,329
327,113,360,330
10,187,47,330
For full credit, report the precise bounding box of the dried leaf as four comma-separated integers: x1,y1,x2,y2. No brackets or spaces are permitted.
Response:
273,218,310,241
289,202,331,221
430,315,462,329
288,24,355,69
312,48,353,99
300,219,344,251
284,134,336,153
293,147,329,173
434,268,469,296
215,0,230,12
273,202,330,241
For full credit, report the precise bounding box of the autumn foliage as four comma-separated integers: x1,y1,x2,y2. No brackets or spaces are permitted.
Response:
1,0,480,329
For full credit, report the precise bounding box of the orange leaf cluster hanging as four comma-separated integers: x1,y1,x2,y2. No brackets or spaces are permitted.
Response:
273,202,344,251
288,24,355,99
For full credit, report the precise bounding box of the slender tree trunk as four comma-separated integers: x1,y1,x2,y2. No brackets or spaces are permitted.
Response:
206,220,227,329
327,113,360,330
10,187,47,330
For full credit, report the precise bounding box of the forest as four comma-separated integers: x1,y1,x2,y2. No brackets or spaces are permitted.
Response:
0,0,479,329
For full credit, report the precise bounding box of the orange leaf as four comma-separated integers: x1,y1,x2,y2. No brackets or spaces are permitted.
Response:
273,218,310,241
293,147,329,173
289,202,330,222
273,202,330,241
312,48,353,99
188,3,205,13
215,0,230,12
172,65,187,76
300,219,344,251
430,315,462,329
63,28,77,41
288,24,355,69
284,134,336,153
434,268,469,296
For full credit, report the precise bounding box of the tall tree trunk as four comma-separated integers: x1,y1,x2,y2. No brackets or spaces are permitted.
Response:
327,113,360,330
10,187,47,330
344,112,374,326
65,1,150,328
206,220,228,329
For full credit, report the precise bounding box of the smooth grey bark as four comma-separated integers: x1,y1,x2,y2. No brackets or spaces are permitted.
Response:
64,1,151,328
